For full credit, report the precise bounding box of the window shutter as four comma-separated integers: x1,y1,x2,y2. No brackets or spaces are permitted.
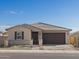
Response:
22,32,24,40
15,31,17,40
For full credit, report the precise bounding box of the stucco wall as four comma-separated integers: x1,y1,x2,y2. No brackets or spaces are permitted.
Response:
0,36,4,46
43,30,68,33
7,26,31,45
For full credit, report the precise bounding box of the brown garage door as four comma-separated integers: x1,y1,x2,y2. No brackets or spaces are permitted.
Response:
43,33,65,44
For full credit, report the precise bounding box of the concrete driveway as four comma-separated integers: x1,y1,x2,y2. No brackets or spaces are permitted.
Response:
32,45,75,50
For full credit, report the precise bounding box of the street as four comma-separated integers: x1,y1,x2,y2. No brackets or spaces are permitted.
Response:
0,53,79,59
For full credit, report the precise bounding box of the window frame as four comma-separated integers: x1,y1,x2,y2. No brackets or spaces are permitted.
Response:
15,31,24,40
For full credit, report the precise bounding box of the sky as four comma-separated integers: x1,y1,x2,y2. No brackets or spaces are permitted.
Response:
0,0,79,32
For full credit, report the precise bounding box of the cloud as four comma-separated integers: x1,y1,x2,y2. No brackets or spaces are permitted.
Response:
8,10,24,15
9,11,17,15
0,25,11,32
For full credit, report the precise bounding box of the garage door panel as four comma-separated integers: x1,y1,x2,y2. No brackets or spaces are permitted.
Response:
43,33,65,44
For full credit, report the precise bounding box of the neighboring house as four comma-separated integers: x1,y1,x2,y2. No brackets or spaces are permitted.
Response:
70,31,79,47
0,32,3,36
0,32,4,46
6,22,72,46
0,32,8,46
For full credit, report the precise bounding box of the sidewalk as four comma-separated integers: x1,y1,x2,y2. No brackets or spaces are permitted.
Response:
0,45,77,53
0,50,79,53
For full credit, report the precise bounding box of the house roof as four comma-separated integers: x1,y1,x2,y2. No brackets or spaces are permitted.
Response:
6,22,72,31
31,22,72,31
6,24,42,31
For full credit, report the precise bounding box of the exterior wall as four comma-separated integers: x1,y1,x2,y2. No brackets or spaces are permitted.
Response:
76,36,79,47
0,36,8,46
7,26,31,45
0,36,4,46
43,30,67,33
65,31,70,44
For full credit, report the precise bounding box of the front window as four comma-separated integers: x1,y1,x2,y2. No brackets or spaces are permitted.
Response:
15,31,24,40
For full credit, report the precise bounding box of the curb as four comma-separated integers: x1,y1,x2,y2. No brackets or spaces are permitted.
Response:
0,50,79,53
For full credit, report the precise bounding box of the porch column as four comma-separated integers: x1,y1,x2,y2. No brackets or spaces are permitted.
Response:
65,32,69,44
38,31,43,46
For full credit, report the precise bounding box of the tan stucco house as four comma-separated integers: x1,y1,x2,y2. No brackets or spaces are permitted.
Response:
6,23,72,46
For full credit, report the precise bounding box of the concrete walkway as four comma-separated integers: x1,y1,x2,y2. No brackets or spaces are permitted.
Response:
0,45,77,53
0,50,79,53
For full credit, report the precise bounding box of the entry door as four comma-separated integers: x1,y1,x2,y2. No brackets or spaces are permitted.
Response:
32,32,39,45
